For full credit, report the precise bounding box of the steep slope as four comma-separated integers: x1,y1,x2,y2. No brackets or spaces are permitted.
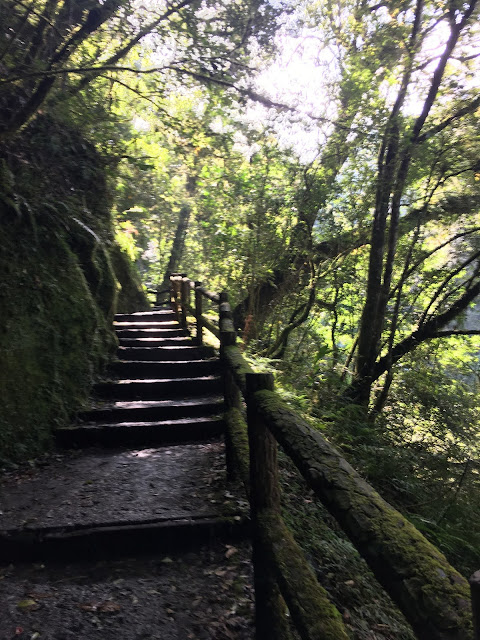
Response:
0,115,148,462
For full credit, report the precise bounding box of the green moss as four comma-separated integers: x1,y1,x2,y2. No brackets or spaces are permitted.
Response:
259,509,350,639
0,115,135,463
109,244,149,313
223,345,254,396
0,228,115,461
225,407,250,495
252,388,473,639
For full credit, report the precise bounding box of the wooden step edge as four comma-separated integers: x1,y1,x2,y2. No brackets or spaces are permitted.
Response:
55,418,225,448
96,376,222,386
0,514,250,561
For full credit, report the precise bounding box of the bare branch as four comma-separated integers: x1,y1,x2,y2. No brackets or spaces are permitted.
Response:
418,249,480,327
417,93,480,144
371,278,480,382
389,227,480,299
432,330,480,337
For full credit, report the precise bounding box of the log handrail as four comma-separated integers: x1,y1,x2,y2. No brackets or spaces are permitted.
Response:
168,273,347,639
166,273,476,640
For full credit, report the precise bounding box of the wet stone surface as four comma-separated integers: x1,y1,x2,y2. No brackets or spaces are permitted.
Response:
0,542,254,639
0,443,243,531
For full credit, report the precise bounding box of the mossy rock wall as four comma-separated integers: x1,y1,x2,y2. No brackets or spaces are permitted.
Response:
110,245,150,314
0,116,147,462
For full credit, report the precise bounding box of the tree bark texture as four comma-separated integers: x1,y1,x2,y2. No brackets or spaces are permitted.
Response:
162,205,191,286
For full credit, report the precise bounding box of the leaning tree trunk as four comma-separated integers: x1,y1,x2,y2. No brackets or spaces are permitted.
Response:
162,204,191,285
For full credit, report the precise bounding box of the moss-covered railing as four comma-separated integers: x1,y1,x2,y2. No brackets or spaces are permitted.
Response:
168,274,476,640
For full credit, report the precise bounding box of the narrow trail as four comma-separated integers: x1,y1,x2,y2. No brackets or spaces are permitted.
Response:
0,306,254,640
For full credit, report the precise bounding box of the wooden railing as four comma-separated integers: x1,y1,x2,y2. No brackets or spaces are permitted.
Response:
167,273,475,640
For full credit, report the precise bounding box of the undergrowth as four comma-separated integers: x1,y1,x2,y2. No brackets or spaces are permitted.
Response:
265,346,480,579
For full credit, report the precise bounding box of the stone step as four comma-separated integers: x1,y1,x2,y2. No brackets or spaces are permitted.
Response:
114,320,180,329
56,416,225,448
94,376,222,400
0,443,247,561
115,328,189,339
115,310,177,323
80,396,224,423
117,346,216,361
109,359,220,378
119,336,192,347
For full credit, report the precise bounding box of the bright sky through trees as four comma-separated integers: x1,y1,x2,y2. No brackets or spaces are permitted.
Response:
243,1,480,161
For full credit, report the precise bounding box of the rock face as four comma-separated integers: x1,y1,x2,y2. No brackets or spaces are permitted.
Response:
0,115,148,462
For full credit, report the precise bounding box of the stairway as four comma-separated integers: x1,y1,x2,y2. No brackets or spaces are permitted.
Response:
0,305,254,638
0,306,249,560
56,308,225,449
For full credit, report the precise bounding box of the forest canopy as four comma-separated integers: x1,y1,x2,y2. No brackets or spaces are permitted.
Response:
1,0,480,573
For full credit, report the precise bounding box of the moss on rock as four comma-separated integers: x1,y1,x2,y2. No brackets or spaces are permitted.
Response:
0,116,146,463
110,244,149,313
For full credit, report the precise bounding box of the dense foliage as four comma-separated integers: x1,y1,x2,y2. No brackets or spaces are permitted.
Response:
1,0,479,579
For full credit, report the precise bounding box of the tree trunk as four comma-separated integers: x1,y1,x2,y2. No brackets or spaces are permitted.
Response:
162,204,191,285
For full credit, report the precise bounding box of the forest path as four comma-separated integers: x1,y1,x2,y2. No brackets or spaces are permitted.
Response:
0,307,254,639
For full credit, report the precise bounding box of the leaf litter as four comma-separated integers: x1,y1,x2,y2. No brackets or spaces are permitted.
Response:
0,542,254,640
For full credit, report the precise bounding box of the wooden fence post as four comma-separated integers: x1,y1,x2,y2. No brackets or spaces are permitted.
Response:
174,277,182,324
194,281,203,345
182,277,191,310
246,372,292,640
179,274,188,329
169,274,176,307
219,291,236,348
470,571,480,639
219,291,237,479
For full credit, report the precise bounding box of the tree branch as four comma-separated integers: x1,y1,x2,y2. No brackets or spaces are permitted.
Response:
432,330,480,337
417,93,480,144
371,279,480,382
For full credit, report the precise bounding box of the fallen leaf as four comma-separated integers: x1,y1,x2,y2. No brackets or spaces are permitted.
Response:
78,601,121,614
166,608,175,615
344,580,355,586
27,592,54,600
17,599,40,611
99,601,121,613
30,633,40,639
161,557,173,564
225,546,238,559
